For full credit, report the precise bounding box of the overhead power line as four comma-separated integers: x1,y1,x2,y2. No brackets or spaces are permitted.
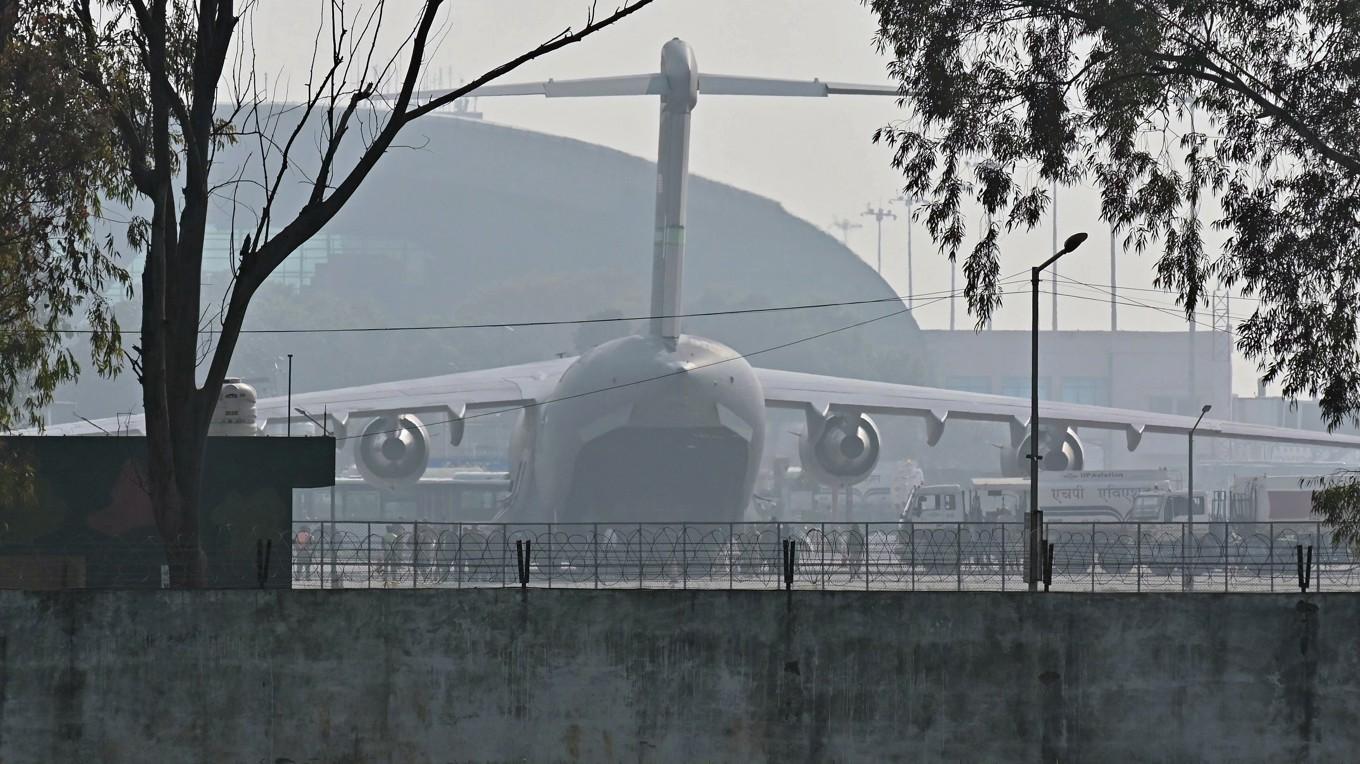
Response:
338,272,1265,444
20,279,1029,336
331,276,1035,442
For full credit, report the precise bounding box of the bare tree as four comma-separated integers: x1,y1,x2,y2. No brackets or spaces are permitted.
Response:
63,0,655,585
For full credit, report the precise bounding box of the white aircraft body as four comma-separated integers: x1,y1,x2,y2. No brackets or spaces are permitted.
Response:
41,40,1360,523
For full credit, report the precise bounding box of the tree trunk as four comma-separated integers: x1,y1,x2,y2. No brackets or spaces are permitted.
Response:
143,369,210,588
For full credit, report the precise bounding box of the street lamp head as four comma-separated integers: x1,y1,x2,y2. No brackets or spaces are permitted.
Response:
1201,404,1212,414
1061,232,1089,254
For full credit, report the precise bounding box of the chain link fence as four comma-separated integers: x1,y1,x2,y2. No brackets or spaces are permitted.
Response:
0,521,1346,590
286,521,1357,593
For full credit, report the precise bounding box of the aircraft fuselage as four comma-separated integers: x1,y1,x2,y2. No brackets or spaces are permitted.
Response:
505,333,766,523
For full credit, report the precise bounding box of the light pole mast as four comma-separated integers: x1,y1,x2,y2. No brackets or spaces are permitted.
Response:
1187,404,1211,591
892,194,917,309
830,217,862,246
862,204,897,275
1110,229,1118,331
950,261,957,330
1029,231,1089,591
1051,181,1060,330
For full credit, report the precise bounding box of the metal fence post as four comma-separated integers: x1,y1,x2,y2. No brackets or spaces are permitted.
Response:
864,522,870,592
412,521,420,589
638,523,644,589
910,522,916,592
776,522,783,591
1091,522,1096,592
547,523,553,590
1001,524,1007,592
956,522,963,591
682,523,688,590
728,522,734,590
1316,521,1323,592
501,526,508,588
1270,526,1275,592
1136,522,1142,593
593,523,600,590
1181,521,1188,593
330,519,339,590
1224,522,1229,593
820,522,827,591
367,522,373,589
456,522,463,589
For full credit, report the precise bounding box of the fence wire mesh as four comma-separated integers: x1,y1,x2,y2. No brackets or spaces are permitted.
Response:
282,521,1358,593
0,521,1348,591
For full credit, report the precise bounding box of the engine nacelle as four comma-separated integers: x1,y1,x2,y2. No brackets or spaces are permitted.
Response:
354,414,431,490
1000,425,1085,477
798,412,882,487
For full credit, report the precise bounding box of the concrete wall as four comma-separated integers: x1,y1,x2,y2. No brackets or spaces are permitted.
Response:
1,590,1355,762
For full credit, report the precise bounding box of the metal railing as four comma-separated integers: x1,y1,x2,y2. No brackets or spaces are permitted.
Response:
287,521,1360,593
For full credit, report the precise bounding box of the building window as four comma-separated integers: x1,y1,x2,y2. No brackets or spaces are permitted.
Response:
1001,376,1050,400
945,376,992,394
1060,377,1109,406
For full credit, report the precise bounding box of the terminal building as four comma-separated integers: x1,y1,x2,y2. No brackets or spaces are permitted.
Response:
919,323,1358,478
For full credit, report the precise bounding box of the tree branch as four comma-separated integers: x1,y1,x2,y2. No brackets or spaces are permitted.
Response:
405,0,656,121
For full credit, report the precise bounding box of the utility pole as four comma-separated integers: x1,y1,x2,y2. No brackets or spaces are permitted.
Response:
1187,106,1199,418
892,194,917,308
862,204,897,275
1110,229,1118,331
950,259,957,331
830,217,862,247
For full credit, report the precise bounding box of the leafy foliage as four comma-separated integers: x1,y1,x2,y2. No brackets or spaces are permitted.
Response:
0,2,129,430
866,0,1360,426
3,0,653,584
1310,471,1360,549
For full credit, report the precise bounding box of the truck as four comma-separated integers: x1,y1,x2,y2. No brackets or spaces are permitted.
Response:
1226,474,1325,522
896,471,1177,523
968,470,1180,523
896,472,1213,576
1218,474,1346,569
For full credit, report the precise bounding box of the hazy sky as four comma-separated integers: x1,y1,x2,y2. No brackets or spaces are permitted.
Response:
247,0,1265,393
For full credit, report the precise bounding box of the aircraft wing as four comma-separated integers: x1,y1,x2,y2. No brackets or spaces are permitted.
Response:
34,358,574,438
757,367,1360,451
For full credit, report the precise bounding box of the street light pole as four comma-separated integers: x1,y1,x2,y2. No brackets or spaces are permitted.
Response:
862,204,897,275
1187,403,1212,591
286,353,294,438
1029,231,1089,591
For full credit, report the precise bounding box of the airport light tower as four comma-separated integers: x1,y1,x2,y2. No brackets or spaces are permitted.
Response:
830,217,862,246
862,204,897,275
1029,231,1088,591
892,194,917,308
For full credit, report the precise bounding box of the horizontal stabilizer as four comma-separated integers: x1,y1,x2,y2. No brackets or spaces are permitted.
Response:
463,74,667,98
698,74,899,97
405,74,898,102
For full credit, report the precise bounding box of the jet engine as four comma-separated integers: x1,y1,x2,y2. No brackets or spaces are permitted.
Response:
1000,425,1085,477
354,414,431,490
798,412,881,487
